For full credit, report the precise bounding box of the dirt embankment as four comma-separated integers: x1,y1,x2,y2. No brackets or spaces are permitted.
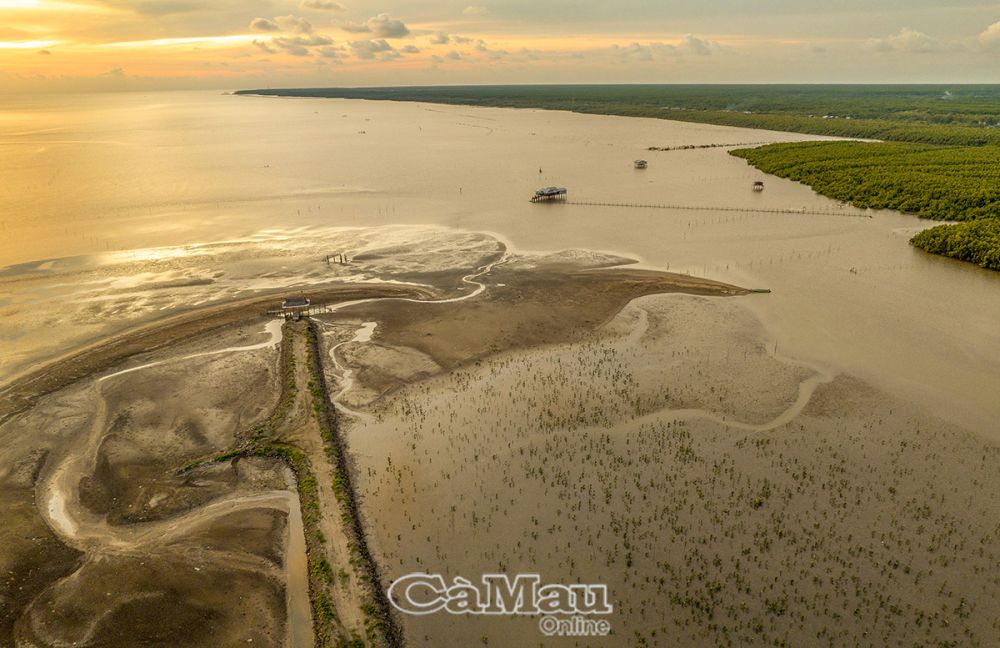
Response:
222,322,401,647
279,322,372,644
304,321,403,648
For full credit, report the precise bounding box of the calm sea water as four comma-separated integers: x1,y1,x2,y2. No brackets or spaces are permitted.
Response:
1,91,998,435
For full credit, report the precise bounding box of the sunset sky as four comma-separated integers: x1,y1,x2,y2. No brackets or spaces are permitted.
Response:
2,0,1000,91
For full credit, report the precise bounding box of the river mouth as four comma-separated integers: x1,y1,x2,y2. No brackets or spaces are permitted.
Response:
1,95,999,647
4,95,999,437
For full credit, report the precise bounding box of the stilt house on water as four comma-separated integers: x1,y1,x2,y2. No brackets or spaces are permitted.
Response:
530,186,568,202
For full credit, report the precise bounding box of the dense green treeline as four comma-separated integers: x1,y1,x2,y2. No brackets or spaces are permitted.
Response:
910,220,1000,270
729,142,1000,221
664,110,1000,146
730,141,1000,270
236,84,1000,146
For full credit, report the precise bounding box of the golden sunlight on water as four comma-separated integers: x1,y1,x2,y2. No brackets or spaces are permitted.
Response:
1,91,998,436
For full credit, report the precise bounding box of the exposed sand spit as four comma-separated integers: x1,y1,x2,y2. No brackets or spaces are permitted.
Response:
319,250,747,408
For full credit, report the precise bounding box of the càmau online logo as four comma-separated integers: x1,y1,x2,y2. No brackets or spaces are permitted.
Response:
387,573,613,617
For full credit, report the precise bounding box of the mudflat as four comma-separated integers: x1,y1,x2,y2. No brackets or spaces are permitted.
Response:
0,233,758,646
1,94,998,647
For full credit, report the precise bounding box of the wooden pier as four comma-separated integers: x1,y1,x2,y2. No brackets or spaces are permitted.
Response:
563,200,871,218
302,305,342,316
264,303,345,318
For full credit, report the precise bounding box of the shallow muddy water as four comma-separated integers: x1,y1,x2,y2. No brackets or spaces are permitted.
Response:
343,293,1000,646
2,91,997,436
2,90,1000,647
